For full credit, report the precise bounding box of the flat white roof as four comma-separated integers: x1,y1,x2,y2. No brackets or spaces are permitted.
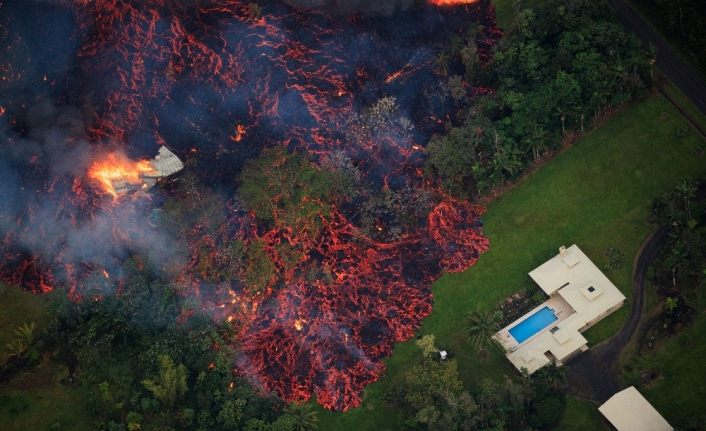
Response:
503,245,626,373
599,386,673,431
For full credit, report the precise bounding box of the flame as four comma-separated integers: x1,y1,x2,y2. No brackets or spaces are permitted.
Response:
87,153,155,197
230,124,247,142
428,0,478,5
293,319,306,331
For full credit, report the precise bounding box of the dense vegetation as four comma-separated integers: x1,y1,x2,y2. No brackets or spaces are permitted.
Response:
3,1,705,429
2,257,311,431
382,334,567,431
632,0,706,77
425,0,654,198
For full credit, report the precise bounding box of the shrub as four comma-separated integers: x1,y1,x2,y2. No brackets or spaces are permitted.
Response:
647,266,656,280
603,248,625,270
675,125,689,137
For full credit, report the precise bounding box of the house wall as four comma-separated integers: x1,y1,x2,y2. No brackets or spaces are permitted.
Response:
579,300,625,332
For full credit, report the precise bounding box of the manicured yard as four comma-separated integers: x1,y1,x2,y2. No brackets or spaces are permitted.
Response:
639,301,706,428
554,396,609,431
316,94,706,430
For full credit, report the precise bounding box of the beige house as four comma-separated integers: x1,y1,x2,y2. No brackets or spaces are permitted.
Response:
494,245,626,373
599,386,673,431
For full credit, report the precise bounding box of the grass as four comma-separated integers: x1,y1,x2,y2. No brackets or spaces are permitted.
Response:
657,71,706,134
0,282,94,430
316,94,706,430
554,396,609,431
0,362,94,431
638,307,706,428
619,271,706,428
0,282,61,348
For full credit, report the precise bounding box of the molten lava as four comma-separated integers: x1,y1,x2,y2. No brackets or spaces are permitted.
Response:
429,0,478,5
87,153,155,197
1,0,501,412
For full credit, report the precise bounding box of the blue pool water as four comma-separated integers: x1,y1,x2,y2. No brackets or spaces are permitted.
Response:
508,306,558,344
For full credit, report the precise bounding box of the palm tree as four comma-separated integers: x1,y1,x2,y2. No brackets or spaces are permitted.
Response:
665,297,678,313
553,106,567,134
646,43,657,81
5,339,27,358
434,52,450,76
14,322,35,345
466,22,485,42
535,363,566,391
450,35,464,60
284,402,319,431
465,311,501,352
675,180,696,220
524,127,548,161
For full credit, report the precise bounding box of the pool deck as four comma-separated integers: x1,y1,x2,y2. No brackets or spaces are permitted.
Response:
495,295,575,353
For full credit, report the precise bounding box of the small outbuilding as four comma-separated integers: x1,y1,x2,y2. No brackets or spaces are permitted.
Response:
598,386,673,431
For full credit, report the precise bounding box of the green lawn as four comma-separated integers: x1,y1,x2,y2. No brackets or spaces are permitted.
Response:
554,396,609,431
316,95,706,430
621,271,706,428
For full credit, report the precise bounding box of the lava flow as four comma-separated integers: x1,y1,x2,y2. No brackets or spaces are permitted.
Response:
0,0,500,411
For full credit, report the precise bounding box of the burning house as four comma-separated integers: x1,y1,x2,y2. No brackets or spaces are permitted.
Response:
90,146,184,197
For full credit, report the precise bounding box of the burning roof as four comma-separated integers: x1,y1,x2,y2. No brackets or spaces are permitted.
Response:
89,146,184,197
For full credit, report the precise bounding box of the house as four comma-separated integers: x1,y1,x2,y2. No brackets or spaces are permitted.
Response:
494,245,626,373
599,386,673,431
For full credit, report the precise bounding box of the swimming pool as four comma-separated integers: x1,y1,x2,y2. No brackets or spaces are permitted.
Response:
508,306,558,344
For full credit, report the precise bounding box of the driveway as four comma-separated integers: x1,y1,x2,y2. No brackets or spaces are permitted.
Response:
564,226,668,402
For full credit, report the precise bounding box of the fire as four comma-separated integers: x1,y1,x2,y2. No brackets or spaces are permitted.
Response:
230,125,247,142
428,0,478,5
87,153,155,198
293,319,306,331
2,0,500,412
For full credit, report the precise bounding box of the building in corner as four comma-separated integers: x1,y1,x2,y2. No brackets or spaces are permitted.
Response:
599,386,673,431
494,245,626,373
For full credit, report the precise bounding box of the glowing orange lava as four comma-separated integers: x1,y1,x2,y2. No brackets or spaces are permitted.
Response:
87,153,155,197
428,0,478,5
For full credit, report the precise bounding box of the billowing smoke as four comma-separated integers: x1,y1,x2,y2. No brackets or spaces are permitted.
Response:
1,0,499,411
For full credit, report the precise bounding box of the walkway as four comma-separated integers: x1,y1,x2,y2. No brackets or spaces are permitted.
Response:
606,0,706,117
564,226,668,402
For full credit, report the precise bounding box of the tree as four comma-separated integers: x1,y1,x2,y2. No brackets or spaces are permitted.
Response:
646,43,657,81
415,334,438,359
524,127,548,161
666,296,678,313
450,35,464,60
142,355,188,408
534,363,566,391
4,339,26,358
553,106,567,135
676,180,696,220
283,402,318,431
465,311,501,353
239,147,333,245
13,322,35,344
434,52,450,76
